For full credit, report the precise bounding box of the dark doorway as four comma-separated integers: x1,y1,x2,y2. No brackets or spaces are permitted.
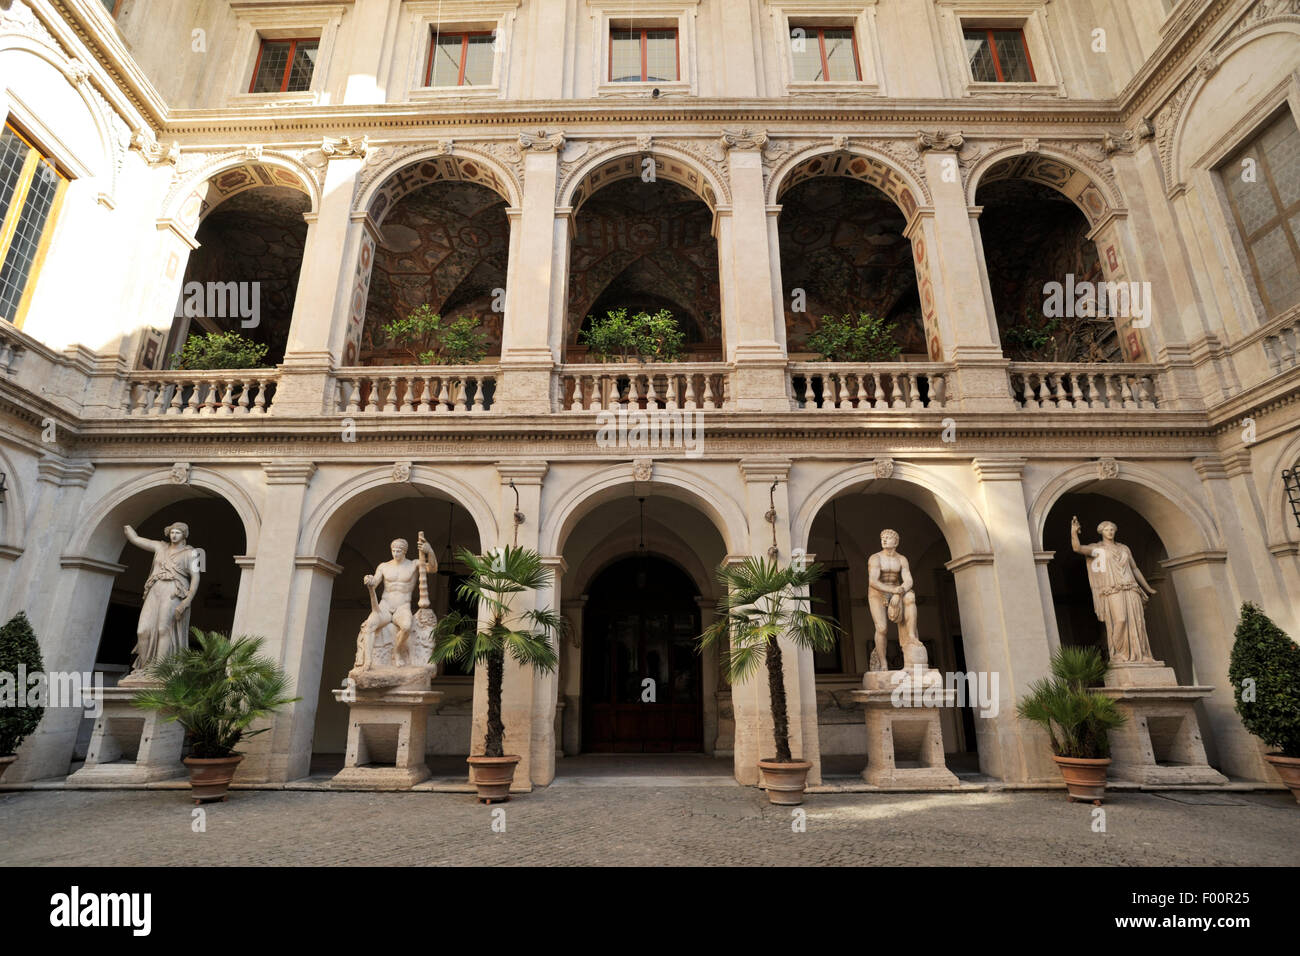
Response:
582,556,703,752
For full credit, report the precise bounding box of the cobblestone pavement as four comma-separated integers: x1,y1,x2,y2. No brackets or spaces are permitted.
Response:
1,786,1296,866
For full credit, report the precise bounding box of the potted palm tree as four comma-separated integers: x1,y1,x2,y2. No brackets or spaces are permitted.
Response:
0,612,44,782
432,545,561,803
699,557,837,805
1017,645,1125,804
1228,602,1300,803
133,630,298,803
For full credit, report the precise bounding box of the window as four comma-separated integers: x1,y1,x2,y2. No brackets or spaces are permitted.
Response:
1223,112,1300,318
425,30,495,87
0,124,68,326
609,26,678,82
963,27,1035,82
248,38,319,94
100,0,121,16
789,26,861,82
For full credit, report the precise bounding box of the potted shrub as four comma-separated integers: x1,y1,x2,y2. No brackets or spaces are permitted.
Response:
171,330,269,370
432,545,561,803
580,307,684,363
381,305,489,365
699,556,837,805
133,630,298,803
1228,602,1300,803
1018,645,1125,804
0,612,44,781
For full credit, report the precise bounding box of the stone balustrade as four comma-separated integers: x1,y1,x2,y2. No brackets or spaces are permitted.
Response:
787,363,952,411
124,372,278,415
333,367,499,413
556,363,730,412
1262,315,1300,374
1008,364,1162,410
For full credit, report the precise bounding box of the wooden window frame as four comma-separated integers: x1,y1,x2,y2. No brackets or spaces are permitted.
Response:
101,0,123,17
608,25,680,83
0,123,70,328
963,26,1035,83
791,24,862,83
423,29,496,87
248,36,319,94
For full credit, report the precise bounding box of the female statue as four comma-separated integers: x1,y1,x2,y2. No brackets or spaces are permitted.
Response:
1069,516,1157,663
124,522,202,674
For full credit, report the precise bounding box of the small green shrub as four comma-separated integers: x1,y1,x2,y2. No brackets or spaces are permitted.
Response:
1228,603,1300,757
381,305,489,365
0,613,44,756
1017,645,1125,759
805,313,901,362
580,308,684,362
172,331,269,370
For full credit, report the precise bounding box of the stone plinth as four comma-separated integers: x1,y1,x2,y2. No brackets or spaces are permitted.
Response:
67,682,186,785
331,686,442,789
1098,663,1227,786
851,669,960,788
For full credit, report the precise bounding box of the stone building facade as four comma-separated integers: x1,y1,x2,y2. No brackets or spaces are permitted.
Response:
1,0,1298,789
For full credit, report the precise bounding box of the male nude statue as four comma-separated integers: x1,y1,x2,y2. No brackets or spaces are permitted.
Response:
867,528,921,671
358,536,436,669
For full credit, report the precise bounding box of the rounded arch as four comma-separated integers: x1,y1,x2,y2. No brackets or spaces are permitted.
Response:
299,465,498,562
165,151,321,234
966,146,1123,226
0,447,28,550
792,462,992,561
360,149,521,225
66,467,263,562
541,464,747,557
559,145,728,215
1171,21,1300,188
1263,434,1300,547
567,527,716,601
1028,462,1222,558
767,144,929,215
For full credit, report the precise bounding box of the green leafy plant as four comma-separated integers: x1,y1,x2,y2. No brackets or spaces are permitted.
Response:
1017,645,1125,759
432,546,561,758
132,630,299,759
1228,602,1300,757
1002,304,1113,363
699,558,838,763
0,612,44,756
580,308,684,362
172,331,269,370
805,312,902,362
381,305,489,365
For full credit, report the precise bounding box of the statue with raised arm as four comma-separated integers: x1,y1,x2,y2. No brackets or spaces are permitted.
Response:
867,528,926,671
354,534,437,673
1069,516,1157,663
123,522,201,676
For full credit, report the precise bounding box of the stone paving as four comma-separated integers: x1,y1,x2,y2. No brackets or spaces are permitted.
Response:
1,784,1297,866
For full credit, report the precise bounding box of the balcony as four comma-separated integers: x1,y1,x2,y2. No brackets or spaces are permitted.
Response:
555,363,730,412
332,366,499,414
1008,364,1165,411
123,372,278,416
787,363,952,411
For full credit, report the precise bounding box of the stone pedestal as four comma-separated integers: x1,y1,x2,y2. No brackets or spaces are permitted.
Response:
1098,663,1228,786
851,669,960,788
67,682,186,785
330,685,442,789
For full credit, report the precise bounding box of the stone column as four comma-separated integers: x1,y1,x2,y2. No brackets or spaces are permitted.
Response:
497,136,562,414
339,0,398,104
559,595,586,756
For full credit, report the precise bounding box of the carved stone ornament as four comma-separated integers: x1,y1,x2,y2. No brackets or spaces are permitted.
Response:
831,134,850,152
915,130,964,152
1022,137,1041,154
719,128,768,151
321,135,369,161
392,461,412,483
430,139,454,156
632,458,653,482
61,58,91,86
1097,457,1120,480
130,131,180,166
242,144,264,162
873,458,895,480
518,131,566,152
636,134,653,152
170,462,191,484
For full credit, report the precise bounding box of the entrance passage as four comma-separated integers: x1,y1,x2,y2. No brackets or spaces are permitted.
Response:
582,557,703,752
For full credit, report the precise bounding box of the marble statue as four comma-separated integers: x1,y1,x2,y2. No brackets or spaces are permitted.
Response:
867,529,926,671
1069,516,1157,663
123,522,201,675
354,532,437,676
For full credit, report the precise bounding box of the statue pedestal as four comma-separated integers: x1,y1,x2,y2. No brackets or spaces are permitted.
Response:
1097,663,1228,786
851,669,960,788
330,683,442,790
67,682,186,785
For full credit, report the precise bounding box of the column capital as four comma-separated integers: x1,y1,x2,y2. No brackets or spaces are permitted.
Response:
262,461,317,485
971,457,1027,482
496,461,549,484
294,555,343,577
1160,550,1229,571
234,554,257,570
738,458,791,483
1191,456,1229,481
58,555,127,575
540,555,567,574
36,457,94,487
945,552,995,573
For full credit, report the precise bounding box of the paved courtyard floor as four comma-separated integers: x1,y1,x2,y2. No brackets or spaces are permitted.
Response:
1,784,1296,866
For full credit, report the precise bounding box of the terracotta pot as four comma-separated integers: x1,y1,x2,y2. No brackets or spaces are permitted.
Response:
0,754,15,782
1053,755,1111,803
1264,754,1300,804
467,755,520,804
184,755,244,804
758,758,813,806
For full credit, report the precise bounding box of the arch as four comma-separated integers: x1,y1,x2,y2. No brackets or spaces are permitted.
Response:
792,462,992,561
165,151,321,234
0,446,28,550
66,467,263,562
966,146,1123,226
299,465,498,562
566,527,717,601
1263,434,1300,547
541,463,747,557
359,149,521,224
559,144,728,215
1027,462,1222,558
767,144,929,216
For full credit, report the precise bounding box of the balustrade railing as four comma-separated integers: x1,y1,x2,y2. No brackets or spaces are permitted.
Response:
124,372,278,416
1262,317,1300,374
787,364,952,410
556,363,730,411
1008,364,1162,410
333,367,498,413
